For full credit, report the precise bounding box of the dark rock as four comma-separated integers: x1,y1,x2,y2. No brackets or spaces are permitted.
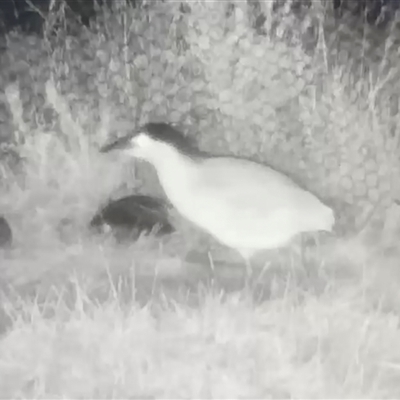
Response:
89,194,175,242
0,216,12,249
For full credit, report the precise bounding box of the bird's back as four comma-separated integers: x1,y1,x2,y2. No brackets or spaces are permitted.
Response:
196,156,326,214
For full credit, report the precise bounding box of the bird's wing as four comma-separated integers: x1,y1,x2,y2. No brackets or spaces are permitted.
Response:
196,156,317,213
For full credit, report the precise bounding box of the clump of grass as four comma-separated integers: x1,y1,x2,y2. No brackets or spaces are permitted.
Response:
1,277,400,398
1,78,129,244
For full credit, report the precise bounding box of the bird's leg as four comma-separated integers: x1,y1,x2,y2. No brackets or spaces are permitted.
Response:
239,249,254,286
245,257,252,279
300,234,306,267
300,233,318,268
242,258,252,291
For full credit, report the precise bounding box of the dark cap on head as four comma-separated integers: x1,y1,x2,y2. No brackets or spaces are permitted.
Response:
143,123,199,153
100,122,202,157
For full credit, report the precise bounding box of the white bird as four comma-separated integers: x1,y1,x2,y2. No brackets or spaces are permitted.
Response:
100,123,335,276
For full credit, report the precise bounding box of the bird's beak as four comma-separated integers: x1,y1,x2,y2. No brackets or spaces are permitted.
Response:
100,134,134,153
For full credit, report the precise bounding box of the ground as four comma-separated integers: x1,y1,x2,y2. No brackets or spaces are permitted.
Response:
1,214,400,398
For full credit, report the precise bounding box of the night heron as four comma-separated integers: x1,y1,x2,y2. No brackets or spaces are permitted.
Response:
89,194,175,242
100,123,335,275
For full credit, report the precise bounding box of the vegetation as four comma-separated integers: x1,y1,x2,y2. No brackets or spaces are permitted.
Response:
1,0,400,397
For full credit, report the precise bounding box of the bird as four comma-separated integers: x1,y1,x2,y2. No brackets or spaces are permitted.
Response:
100,122,335,276
0,215,12,249
89,194,175,243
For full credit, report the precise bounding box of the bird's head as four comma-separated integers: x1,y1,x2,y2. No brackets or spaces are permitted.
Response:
100,122,201,163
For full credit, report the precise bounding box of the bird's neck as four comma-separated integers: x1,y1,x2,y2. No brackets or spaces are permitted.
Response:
149,146,199,192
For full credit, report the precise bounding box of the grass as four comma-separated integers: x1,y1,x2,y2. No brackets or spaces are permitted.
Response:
1,0,400,398
2,239,400,398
